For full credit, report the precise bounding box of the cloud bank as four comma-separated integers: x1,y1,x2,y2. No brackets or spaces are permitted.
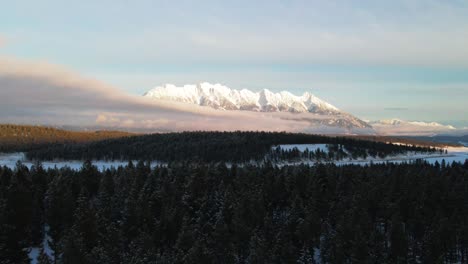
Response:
1,57,376,134
370,119,459,136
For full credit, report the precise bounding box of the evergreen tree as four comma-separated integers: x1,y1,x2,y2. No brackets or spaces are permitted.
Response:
390,215,408,263
37,248,52,264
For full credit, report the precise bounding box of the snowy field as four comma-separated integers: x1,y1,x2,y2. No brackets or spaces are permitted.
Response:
274,144,468,166
0,145,467,171
0,152,162,171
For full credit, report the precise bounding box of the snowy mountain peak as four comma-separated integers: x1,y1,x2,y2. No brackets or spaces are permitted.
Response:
144,82,340,114
144,82,372,131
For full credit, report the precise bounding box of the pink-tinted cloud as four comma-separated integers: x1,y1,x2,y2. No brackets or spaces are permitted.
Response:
0,56,376,134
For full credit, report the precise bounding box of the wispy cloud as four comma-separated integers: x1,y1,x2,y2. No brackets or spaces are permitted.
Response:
41,27,467,68
4,0,468,67
384,107,409,111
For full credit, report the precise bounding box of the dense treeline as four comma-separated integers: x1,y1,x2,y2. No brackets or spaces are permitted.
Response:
0,124,132,152
402,135,468,147
2,160,468,263
347,135,460,148
25,131,437,162
269,144,442,162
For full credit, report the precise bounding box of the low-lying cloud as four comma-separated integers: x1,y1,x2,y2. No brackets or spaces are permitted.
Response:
1,56,370,134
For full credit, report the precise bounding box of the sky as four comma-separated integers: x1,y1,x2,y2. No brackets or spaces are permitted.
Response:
1,0,467,127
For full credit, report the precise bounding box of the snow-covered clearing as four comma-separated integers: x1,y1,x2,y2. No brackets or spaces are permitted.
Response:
0,145,467,171
0,153,162,171
273,144,468,166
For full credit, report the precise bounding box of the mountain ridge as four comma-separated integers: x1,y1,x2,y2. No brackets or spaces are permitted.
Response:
144,82,371,131
144,82,340,114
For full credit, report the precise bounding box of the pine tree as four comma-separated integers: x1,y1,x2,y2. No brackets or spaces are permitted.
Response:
37,248,51,264
81,160,100,196
247,230,269,263
390,215,408,263
296,245,314,264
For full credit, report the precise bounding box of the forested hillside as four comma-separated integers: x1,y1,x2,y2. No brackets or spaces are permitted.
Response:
346,135,458,148
0,124,133,152
402,135,468,147
1,161,468,263
25,131,438,162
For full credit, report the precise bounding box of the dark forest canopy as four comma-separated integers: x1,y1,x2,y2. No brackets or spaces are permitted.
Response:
22,131,440,162
1,161,468,263
345,134,460,148
0,124,133,153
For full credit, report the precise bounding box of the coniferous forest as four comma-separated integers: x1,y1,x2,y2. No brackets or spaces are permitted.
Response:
24,131,438,162
2,160,468,263
0,124,132,153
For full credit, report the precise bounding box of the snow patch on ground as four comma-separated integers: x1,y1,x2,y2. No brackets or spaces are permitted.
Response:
314,247,321,263
28,248,39,264
28,225,54,264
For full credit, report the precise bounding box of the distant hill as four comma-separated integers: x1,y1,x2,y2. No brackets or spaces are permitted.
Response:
401,135,468,147
344,135,461,148
0,124,133,152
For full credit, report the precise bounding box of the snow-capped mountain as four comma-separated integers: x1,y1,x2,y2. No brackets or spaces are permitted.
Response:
143,82,372,130
370,119,457,136
144,82,339,114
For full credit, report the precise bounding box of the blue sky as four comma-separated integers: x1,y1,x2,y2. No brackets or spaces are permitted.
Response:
1,0,467,126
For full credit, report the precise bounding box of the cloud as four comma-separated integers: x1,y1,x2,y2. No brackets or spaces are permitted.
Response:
70,27,468,67
0,56,375,134
96,0,468,67
7,1,468,68
371,119,458,136
384,107,409,111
